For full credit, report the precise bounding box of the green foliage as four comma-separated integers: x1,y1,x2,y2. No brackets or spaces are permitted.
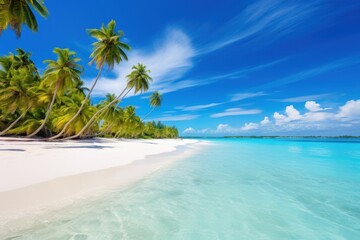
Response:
87,20,131,70
41,48,83,95
0,0,48,37
0,48,178,139
27,48,84,137
126,63,152,94
0,20,179,139
51,93,96,137
150,91,162,108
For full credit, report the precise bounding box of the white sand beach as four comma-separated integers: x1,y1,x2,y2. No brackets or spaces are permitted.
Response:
0,138,204,234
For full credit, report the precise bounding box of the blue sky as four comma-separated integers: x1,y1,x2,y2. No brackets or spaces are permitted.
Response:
1,0,360,136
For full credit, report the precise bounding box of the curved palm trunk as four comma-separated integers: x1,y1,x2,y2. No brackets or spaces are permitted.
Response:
28,81,61,137
0,107,30,136
48,65,104,140
102,122,115,136
82,112,108,138
141,107,155,121
78,89,128,138
65,87,132,140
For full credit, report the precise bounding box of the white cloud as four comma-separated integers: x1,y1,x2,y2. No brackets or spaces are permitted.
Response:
305,101,330,112
274,105,302,126
275,94,332,103
286,105,302,121
336,100,360,119
274,105,304,125
273,112,288,125
274,105,302,125
260,116,270,125
199,128,212,134
241,123,259,131
183,128,196,134
253,58,360,91
230,92,267,102
182,123,253,135
305,101,322,112
217,124,231,132
175,102,222,111
88,28,195,97
211,108,262,118
199,0,321,54
267,100,360,132
149,114,199,122
182,99,360,136
303,111,333,122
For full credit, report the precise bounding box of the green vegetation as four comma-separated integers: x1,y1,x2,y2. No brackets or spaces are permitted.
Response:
0,0,48,37
0,20,179,139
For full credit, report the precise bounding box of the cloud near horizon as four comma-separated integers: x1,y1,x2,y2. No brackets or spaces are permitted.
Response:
183,99,360,135
211,108,262,118
148,114,199,122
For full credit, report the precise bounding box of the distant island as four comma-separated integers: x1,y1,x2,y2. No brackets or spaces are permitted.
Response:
183,136,360,139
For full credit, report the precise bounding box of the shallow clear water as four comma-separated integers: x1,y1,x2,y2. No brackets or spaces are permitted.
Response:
7,138,360,239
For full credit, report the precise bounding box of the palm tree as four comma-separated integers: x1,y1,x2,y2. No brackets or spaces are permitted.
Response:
115,106,136,138
96,94,119,134
80,93,120,137
65,63,152,139
125,63,152,94
51,93,95,137
28,48,83,137
0,0,48,37
0,55,13,90
69,81,89,98
49,19,131,140
8,111,41,135
101,106,124,136
142,91,162,121
0,49,39,135
11,48,36,70
0,69,39,135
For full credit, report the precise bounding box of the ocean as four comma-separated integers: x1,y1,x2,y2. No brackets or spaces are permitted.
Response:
6,138,360,239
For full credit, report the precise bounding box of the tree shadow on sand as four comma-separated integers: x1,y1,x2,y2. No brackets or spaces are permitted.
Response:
0,149,26,152
43,145,114,150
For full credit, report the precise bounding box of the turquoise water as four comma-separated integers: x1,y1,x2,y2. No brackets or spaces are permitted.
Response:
6,138,360,239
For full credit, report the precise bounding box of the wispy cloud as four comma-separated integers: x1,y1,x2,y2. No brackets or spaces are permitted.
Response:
173,90,271,114
241,122,260,131
175,103,223,111
199,0,322,54
148,114,199,122
253,57,360,91
230,92,267,101
273,93,333,103
88,28,195,97
167,58,284,93
211,108,262,118
85,17,288,98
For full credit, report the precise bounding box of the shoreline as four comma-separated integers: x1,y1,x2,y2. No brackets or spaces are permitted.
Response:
0,138,197,192
0,138,208,236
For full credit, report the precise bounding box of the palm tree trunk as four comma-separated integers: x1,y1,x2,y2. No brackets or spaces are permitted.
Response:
141,107,155,121
48,65,104,140
65,87,132,140
78,87,130,138
102,122,115,135
28,81,60,137
80,104,109,137
0,107,30,136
